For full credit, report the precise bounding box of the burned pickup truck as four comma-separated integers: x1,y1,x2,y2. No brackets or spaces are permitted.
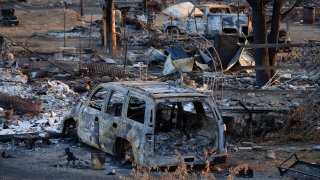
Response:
163,3,252,37
62,81,226,167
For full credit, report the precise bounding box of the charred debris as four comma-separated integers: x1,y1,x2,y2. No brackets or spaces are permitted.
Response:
0,0,319,178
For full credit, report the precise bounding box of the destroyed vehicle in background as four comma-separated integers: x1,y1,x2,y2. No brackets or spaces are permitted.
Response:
62,81,227,167
0,8,19,27
162,3,252,37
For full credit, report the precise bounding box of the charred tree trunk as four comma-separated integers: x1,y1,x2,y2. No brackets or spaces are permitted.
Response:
105,0,116,54
268,0,285,76
246,0,302,86
247,0,270,87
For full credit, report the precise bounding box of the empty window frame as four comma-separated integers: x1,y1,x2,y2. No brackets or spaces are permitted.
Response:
89,88,108,110
105,90,125,117
127,96,146,124
210,8,230,14
155,101,215,133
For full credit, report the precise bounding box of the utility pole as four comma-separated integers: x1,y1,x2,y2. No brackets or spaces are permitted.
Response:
80,0,84,16
105,0,116,54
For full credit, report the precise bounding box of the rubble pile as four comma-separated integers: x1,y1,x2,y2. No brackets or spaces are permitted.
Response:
0,68,79,135
220,72,256,89
127,31,152,46
262,42,320,90
0,69,28,96
33,16,99,38
34,25,101,39
214,66,316,92
210,43,320,91
262,70,320,90
155,129,214,156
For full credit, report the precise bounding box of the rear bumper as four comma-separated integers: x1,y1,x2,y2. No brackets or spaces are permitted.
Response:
146,153,228,167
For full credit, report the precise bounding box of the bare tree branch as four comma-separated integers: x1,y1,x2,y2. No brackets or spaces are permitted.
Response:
267,0,303,24
281,0,303,19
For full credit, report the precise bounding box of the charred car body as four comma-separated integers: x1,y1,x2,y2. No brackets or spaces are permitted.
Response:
62,81,227,167
163,4,252,37
0,8,19,27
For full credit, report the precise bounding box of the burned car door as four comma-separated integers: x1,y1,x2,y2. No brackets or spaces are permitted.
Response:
120,92,153,164
99,88,126,155
77,86,108,149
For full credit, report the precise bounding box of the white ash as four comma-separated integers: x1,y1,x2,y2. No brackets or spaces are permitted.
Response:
0,69,80,135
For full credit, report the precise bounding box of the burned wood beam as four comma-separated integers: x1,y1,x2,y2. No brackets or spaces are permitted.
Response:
0,93,41,115
0,132,61,141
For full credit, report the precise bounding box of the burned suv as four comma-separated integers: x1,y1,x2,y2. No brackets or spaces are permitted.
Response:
62,81,227,167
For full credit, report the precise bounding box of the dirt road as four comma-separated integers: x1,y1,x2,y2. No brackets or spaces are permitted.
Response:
1,137,319,179
0,139,127,180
